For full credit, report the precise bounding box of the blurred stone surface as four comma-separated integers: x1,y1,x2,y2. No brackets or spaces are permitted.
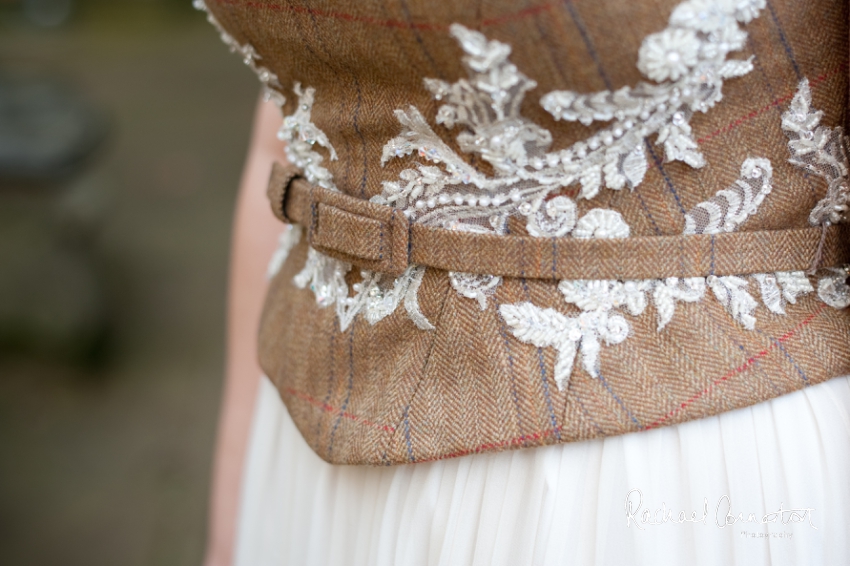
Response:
23,0,75,27
0,73,111,362
0,72,108,182
0,195,108,362
0,4,258,565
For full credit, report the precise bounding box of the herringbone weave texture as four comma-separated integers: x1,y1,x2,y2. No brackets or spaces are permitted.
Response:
208,0,850,464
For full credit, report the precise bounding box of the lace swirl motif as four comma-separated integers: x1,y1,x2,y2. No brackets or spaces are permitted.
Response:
295,0,776,335
198,0,850,387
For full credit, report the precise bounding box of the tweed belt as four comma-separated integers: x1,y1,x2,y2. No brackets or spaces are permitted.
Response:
267,162,850,280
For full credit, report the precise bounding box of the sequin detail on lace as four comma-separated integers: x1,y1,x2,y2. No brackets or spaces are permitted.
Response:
278,83,338,190
195,1,435,329
200,1,847,352
543,1,760,173
281,88,434,330
501,80,850,389
782,78,849,226
372,1,764,315
377,3,761,234
293,256,433,332
501,159,779,389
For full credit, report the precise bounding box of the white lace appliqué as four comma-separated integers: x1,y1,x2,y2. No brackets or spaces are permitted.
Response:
201,0,848,365
378,2,761,234
501,81,850,390
193,1,426,330
500,158,776,390
783,78,849,226
358,0,763,324
292,250,434,332
276,86,435,330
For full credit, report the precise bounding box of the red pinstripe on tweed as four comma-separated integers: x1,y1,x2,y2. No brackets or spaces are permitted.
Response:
215,0,850,462
210,0,846,157
284,387,397,433
287,303,827,446
698,62,848,144
644,303,827,430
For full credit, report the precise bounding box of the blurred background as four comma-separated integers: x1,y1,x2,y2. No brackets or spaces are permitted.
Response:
0,1,258,563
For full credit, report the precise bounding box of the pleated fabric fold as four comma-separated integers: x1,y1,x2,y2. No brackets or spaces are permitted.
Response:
234,375,850,566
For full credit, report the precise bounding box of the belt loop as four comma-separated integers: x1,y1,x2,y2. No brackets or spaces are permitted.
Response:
308,186,318,245
266,162,302,224
267,164,850,280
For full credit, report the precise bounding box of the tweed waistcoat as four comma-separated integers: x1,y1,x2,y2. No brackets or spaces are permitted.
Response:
199,0,850,465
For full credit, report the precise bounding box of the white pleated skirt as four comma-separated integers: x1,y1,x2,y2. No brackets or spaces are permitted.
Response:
233,375,850,566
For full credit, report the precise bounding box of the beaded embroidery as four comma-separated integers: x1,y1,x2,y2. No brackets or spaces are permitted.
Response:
500,83,850,389
198,0,849,385
314,0,772,329
371,0,771,326
784,78,849,226
378,4,763,229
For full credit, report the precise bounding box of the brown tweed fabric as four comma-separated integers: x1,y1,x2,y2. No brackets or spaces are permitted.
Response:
208,0,850,464
273,167,850,279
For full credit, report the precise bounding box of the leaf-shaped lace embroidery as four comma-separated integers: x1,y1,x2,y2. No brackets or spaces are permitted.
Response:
501,79,850,388
542,0,760,181
683,159,772,234
653,277,706,331
500,303,630,390
707,275,758,330
501,158,774,388
366,0,766,327
378,0,763,240
782,78,850,298
293,252,434,332
201,0,846,347
782,78,849,226
752,272,813,315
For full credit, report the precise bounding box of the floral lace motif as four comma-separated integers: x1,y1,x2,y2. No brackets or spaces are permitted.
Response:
278,84,338,190
272,85,435,330
293,251,433,332
194,0,436,330
782,78,849,226
200,0,848,367
376,4,760,232
501,82,849,390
